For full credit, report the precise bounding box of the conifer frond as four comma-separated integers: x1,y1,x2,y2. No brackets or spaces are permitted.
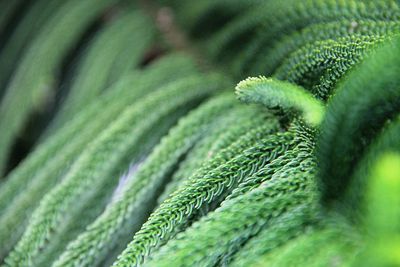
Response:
245,20,400,77
318,36,400,204
158,105,267,203
236,77,325,127
0,53,198,259
53,93,238,267
145,152,317,266
228,121,316,199
0,0,119,175
0,0,64,94
210,0,399,69
112,120,283,266
0,1,398,266
257,219,361,266
0,52,196,216
4,74,227,266
229,204,317,267
51,11,155,127
274,35,388,98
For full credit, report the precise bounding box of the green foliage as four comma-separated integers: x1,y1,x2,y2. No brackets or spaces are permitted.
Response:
0,0,24,35
318,36,400,204
0,0,119,174
145,127,317,267
229,204,318,267
4,73,227,266
353,152,400,266
248,20,400,77
228,122,316,200
174,0,258,39
257,217,362,267
50,10,155,129
113,120,279,266
275,35,388,98
0,1,399,266
208,0,400,76
0,53,197,258
158,105,267,203
236,77,325,127
0,0,64,94
52,93,238,267
345,116,400,218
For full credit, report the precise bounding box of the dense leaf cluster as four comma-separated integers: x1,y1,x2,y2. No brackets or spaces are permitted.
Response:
0,0,399,266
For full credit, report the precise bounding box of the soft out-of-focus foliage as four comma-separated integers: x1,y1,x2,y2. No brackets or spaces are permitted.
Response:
0,0,399,266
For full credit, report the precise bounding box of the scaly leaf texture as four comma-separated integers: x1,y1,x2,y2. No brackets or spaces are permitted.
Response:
0,0,119,174
208,0,384,63
52,10,155,128
256,218,361,267
353,152,400,266
100,107,258,267
157,105,268,204
226,0,400,77
157,119,234,203
0,54,197,258
0,0,64,95
29,94,200,267
317,36,400,204
229,204,317,267
274,35,387,99
4,74,227,266
41,52,198,139
53,93,238,267
236,22,399,78
228,121,315,200
246,20,400,77
145,147,318,267
37,89,199,265
113,120,287,266
0,76,188,264
0,52,196,214
236,77,325,127
32,107,196,267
